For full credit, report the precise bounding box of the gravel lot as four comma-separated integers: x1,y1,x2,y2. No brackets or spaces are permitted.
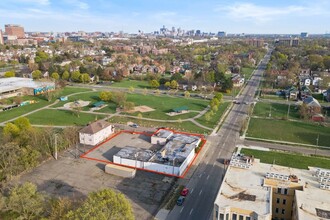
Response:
18,141,175,220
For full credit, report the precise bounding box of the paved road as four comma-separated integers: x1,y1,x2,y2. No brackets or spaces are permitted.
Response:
166,52,272,220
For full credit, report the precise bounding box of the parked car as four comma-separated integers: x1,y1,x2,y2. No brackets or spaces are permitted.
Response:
180,188,189,196
233,100,241,104
176,196,185,206
130,123,139,128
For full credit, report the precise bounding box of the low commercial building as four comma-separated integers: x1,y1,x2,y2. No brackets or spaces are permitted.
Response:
79,120,114,146
114,129,202,176
151,129,173,145
0,77,55,99
213,153,330,220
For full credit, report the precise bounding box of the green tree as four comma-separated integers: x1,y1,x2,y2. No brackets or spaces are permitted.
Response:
80,73,90,83
99,91,112,102
149,79,160,88
65,189,134,220
0,143,20,180
51,72,60,80
184,91,190,98
123,101,135,111
4,71,15,77
170,80,178,89
164,81,171,88
32,70,42,79
14,117,32,131
35,51,49,63
3,182,45,219
71,71,81,82
204,112,211,122
323,56,330,72
210,98,220,108
214,92,223,102
129,86,135,93
3,123,20,138
48,197,75,220
62,71,70,80
111,91,127,107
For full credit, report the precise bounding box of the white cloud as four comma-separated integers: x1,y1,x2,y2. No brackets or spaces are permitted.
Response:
217,3,306,23
11,0,50,5
63,0,89,10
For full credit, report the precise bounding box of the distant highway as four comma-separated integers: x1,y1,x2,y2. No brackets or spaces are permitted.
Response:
166,51,272,220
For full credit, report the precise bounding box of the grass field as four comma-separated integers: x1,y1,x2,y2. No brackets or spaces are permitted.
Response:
108,116,210,134
247,118,330,147
253,102,300,119
242,67,254,79
125,93,208,120
0,87,92,123
27,109,105,126
57,86,92,96
52,92,101,108
111,80,150,89
195,102,230,128
240,148,330,169
0,96,48,123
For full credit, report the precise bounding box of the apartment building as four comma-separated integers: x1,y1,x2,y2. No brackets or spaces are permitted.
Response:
213,153,330,220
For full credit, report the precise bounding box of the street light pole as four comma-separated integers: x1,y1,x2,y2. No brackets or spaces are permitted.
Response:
287,103,290,119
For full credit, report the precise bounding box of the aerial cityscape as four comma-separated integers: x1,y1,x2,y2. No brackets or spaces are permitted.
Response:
0,0,330,220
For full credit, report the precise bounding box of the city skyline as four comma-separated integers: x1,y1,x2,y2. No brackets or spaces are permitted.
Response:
0,0,330,34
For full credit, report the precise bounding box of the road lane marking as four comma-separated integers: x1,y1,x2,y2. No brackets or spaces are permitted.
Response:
180,207,184,213
191,188,194,194
199,189,203,195
207,175,210,180
213,162,215,167
189,209,194,215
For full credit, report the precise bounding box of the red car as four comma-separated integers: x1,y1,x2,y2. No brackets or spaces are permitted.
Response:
180,188,189,196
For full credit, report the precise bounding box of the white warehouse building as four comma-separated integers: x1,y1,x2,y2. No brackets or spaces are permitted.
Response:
113,129,202,176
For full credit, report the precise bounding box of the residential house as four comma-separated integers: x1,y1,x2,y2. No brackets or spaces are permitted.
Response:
302,96,321,115
299,77,312,86
79,120,114,146
323,89,330,102
232,74,245,87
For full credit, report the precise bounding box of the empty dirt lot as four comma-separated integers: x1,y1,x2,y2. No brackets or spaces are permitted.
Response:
17,144,175,220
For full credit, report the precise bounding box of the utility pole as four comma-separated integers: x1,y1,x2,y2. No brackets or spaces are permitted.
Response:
54,134,58,160
315,134,319,155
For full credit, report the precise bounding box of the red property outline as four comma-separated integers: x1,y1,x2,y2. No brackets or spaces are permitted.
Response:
80,129,207,178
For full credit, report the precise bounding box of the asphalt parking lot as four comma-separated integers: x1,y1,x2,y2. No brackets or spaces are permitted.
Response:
18,142,175,220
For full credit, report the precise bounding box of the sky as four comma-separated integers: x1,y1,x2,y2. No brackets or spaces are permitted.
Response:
0,0,329,34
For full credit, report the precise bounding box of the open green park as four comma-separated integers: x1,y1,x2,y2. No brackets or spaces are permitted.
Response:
1,86,231,134
240,148,330,169
0,87,91,123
